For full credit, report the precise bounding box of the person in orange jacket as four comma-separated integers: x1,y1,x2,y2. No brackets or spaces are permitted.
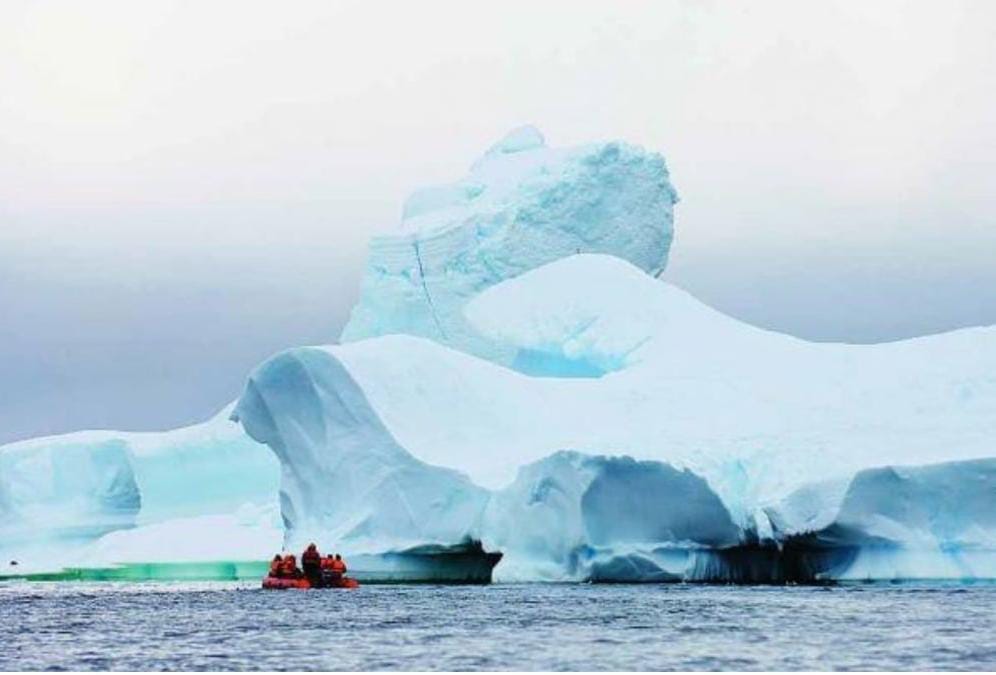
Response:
268,554,283,578
281,554,301,579
320,553,347,585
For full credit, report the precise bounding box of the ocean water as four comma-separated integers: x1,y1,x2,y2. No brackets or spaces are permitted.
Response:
2,582,995,671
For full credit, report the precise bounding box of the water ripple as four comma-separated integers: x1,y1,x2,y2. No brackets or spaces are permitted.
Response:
1,582,994,670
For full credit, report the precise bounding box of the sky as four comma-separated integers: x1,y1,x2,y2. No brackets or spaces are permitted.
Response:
1,0,995,443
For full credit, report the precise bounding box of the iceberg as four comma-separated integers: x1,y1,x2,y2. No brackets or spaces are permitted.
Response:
3,127,994,584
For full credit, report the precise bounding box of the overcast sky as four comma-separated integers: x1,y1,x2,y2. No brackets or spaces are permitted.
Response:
2,0,995,443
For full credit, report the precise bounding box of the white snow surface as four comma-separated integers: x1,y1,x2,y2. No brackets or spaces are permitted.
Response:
77,508,283,566
338,255,995,495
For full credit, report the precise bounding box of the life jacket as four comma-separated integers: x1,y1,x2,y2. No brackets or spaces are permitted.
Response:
302,548,321,566
321,557,335,571
281,557,298,576
269,559,283,576
330,558,347,573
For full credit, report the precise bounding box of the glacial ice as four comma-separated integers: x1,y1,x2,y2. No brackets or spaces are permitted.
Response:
340,126,679,365
2,127,994,583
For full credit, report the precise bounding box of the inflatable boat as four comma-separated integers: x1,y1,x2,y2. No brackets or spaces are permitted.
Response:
261,574,359,590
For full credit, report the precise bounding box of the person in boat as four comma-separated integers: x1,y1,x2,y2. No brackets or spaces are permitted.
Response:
320,553,347,585
280,553,302,579
268,554,284,578
320,554,337,586
301,543,322,587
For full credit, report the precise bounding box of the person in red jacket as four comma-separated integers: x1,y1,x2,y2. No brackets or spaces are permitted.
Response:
330,554,347,575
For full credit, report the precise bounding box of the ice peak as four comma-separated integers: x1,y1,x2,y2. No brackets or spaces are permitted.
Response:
345,130,678,365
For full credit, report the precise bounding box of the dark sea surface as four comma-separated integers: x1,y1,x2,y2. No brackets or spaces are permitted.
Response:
2,581,995,671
